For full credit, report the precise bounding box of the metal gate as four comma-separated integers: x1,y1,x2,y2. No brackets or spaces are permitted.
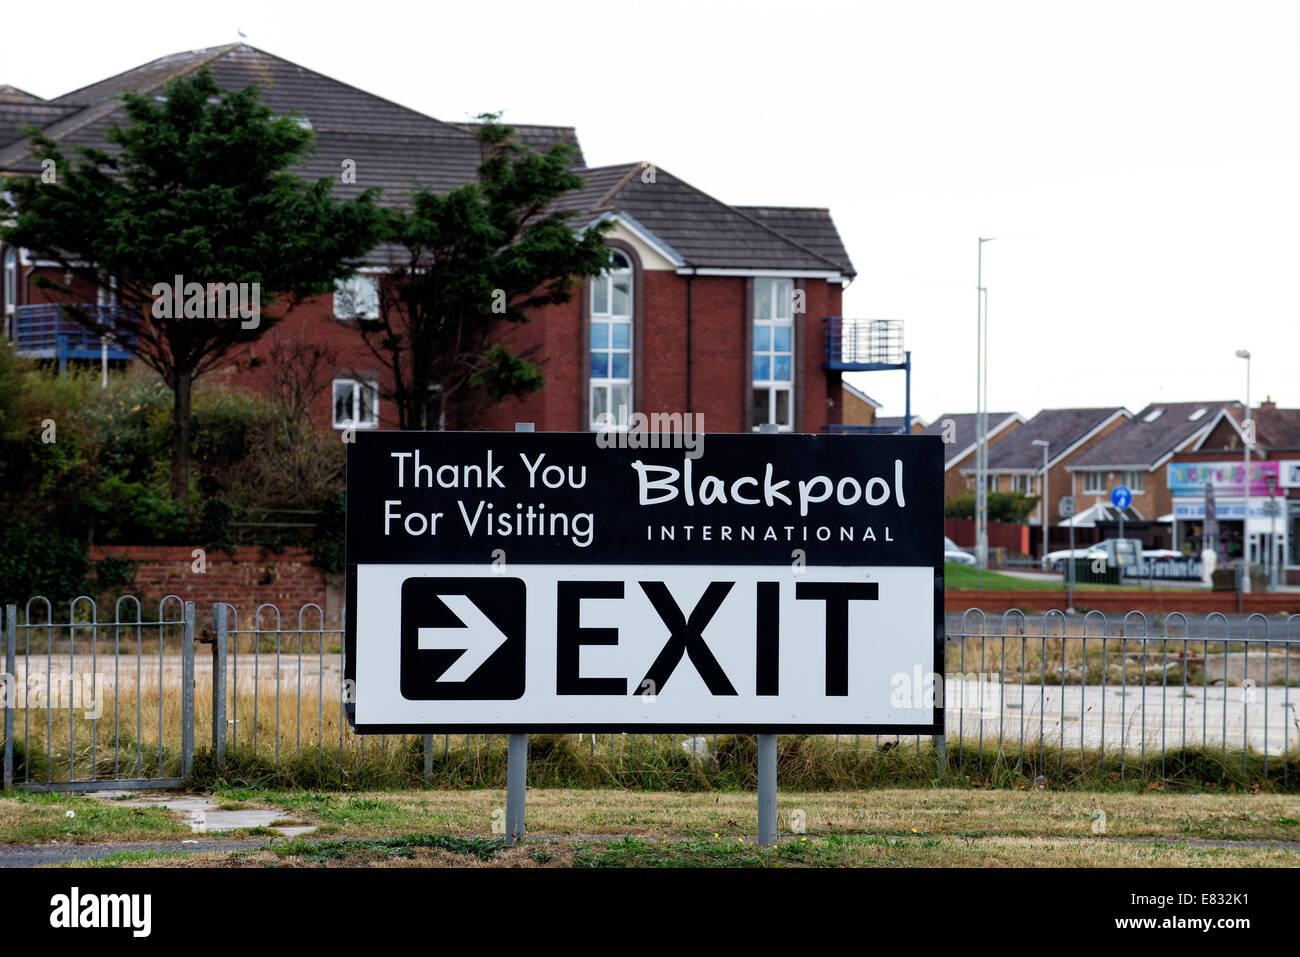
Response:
2,597,195,791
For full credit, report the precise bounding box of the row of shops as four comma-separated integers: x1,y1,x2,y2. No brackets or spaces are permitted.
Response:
1167,459,1299,577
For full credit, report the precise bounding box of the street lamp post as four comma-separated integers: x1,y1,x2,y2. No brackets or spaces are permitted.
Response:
976,237,995,588
1032,439,1050,561
1265,473,1278,591
1236,349,1251,594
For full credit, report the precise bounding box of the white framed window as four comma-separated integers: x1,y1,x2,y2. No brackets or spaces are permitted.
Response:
1083,471,1106,494
3,248,15,340
589,250,633,430
752,278,794,430
332,378,379,430
4,248,17,315
1122,470,1145,492
1012,474,1030,493
97,274,118,307
334,273,379,320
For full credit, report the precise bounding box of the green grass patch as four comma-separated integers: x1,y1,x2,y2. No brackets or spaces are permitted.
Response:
0,792,188,844
572,834,943,868
52,849,193,868
269,833,504,863
943,562,1183,592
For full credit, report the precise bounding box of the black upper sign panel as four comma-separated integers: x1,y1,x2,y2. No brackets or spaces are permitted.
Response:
345,432,944,567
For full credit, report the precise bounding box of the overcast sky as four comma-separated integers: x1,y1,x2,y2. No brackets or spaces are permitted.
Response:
7,0,1297,424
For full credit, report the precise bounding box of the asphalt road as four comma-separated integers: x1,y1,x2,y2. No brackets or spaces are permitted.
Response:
0,838,267,867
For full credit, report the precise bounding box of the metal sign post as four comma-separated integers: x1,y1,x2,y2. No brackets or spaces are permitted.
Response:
1111,486,1132,544
506,422,533,845
756,423,779,846
1059,495,1076,611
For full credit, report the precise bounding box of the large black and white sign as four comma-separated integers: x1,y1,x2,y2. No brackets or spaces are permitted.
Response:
345,432,944,734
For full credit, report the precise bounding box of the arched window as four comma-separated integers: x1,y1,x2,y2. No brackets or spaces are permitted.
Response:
589,250,633,429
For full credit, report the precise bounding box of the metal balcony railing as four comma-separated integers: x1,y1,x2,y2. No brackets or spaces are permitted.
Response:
13,303,136,360
824,424,907,435
824,317,904,369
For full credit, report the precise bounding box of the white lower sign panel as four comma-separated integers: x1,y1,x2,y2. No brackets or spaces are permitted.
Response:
352,563,937,732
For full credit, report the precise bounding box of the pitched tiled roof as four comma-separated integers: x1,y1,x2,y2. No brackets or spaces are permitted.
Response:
0,100,79,153
457,122,585,167
2,45,241,171
2,45,854,277
556,164,855,274
1069,401,1240,469
920,412,1021,468
1256,408,1300,449
981,407,1129,471
734,206,856,276
1,45,487,203
0,86,45,102
0,82,78,147
875,415,925,431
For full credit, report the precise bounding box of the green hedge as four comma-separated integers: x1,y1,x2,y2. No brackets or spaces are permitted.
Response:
0,356,344,602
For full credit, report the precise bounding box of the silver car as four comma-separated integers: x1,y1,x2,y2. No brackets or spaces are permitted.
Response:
944,537,975,566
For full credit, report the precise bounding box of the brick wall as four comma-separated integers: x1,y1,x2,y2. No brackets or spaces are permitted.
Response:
90,545,340,625
473,272,845,434
1064,463,1171,525
24,264,846,436
842,388,878,426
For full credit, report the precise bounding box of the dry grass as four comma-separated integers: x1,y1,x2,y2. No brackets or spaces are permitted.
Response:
196,786,1300,843
91,834,1296,869
12,786,1299,867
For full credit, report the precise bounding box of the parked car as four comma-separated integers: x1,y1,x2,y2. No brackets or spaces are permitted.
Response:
1042,538,1143,572
1141,548,1182,562
944,537,976,566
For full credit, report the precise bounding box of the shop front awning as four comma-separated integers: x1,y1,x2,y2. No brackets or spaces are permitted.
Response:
1057,502,1143,528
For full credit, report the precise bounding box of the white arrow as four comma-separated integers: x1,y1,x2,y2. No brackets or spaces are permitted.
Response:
417,594,509,682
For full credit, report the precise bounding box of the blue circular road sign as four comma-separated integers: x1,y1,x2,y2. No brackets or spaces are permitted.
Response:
1111,486,1132,509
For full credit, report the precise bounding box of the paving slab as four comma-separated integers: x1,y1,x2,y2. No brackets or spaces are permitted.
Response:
87,791,315,836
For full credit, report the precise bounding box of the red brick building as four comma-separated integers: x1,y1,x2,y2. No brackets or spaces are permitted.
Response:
1,44,858,436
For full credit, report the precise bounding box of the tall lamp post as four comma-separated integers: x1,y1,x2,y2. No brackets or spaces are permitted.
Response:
976,237,995,588
1236,349,1251,593
1265,473,1278,591
1032,439,1050,561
